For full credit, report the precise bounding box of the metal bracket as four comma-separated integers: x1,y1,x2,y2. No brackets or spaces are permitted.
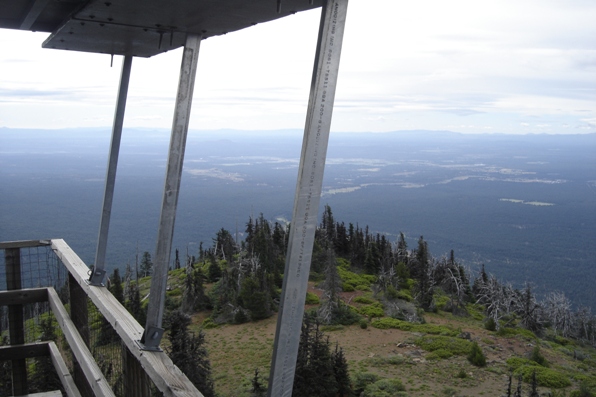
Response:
87,266,106,286
138,326,164,351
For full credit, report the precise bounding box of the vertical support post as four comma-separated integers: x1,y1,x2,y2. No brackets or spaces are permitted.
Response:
70,273,93,397
90,54,134,286
141,33,202,349
5,247,27,396
268,1,349,396
122,342,150,396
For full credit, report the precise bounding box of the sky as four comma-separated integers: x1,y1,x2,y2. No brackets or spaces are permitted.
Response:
0,0,595,135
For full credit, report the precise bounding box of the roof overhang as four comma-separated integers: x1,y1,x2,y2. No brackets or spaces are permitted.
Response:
0,0,323,57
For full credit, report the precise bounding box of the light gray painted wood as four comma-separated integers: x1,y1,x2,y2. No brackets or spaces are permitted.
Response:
51,239,203,397
0,240,51,249
0,288,48,306
47,287,115,397
48,341,83,397
6,247,28,395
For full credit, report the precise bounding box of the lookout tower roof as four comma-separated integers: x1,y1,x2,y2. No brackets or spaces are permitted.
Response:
0,0,322,57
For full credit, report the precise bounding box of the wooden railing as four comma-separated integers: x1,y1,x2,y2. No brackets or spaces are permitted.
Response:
0,239,203,397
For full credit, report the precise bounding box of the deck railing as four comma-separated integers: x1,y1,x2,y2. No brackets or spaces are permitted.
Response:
0,239,202,397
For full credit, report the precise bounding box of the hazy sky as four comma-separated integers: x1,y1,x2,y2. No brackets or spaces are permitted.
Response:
1,0,595,134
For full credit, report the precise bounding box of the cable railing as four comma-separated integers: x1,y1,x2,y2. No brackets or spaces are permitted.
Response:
0,239,203,397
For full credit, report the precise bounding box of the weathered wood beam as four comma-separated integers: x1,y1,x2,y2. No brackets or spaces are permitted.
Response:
51,239,203,397
48,341,83,397
0,240,51,249
14,391,64,397
47,287,115,397
6,246,28,396
0,341,49,361
0,288,48,306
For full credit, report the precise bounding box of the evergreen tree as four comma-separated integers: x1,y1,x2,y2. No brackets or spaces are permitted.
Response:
207,254,222,282
140,251,153,277
250,368,266,396
467,341,486,367
333,343,353,397
396,232,408,266
293,315,338,397
181,264,210,313
213,228,237,261
318,249,345,324
109,268,124,304
30,317,62,393
239,274,271,321
166,310,215,397
174,248,181,270
125,281,145,325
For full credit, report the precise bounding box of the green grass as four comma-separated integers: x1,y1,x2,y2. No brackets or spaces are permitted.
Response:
415,335,473,356
371,318,459,336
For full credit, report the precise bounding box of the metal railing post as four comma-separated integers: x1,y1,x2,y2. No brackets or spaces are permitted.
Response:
268,1,349,396
141,33,202,350
90,54,133,286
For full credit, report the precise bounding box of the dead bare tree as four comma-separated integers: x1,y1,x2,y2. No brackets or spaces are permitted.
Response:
543,291,573,337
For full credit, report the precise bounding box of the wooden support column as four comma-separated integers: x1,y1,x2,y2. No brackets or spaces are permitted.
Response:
5,247,27,396
91,54,133,286
268,1,349,396
122,342,150,396
142,33,202,349
69,273,93,397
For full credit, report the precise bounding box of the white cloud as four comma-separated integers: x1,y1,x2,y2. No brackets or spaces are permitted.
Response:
0,0,595,133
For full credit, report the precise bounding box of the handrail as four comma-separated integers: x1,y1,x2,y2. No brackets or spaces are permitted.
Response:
50,239,203,397
0,239,203,397
0,239,51,249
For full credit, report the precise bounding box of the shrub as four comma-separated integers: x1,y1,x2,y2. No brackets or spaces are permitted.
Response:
507,357,534,371
353,372,380,396
514,366,571,389
360,303,385,318
371,318,458,336
497,327,537,340
570,381,595,397
362,378,406,397
427,348,453,360
530,346,549,367
337,266,376,291
456,369,468,378
305,292,320,305
415,335,472,356
201,317,218,329
467,342,486,367
360,319,368,329
385,285,400,300
397,289,413,302
485,317,497,331
354,295,376,304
